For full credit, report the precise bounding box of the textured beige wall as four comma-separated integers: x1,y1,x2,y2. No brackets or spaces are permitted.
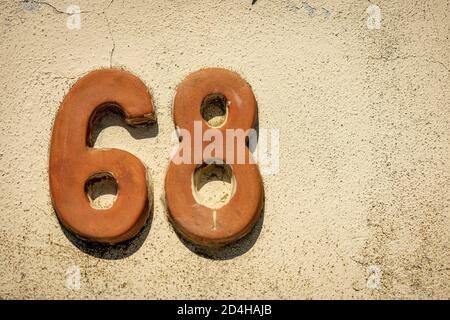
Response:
0,0,449,299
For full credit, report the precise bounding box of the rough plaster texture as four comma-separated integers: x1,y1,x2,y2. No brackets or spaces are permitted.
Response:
0,0,449,299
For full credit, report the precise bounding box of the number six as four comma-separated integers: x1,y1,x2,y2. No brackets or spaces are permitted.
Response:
49,69,156,244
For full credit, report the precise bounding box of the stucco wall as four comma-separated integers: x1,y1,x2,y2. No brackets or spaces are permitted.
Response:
0,0,449,299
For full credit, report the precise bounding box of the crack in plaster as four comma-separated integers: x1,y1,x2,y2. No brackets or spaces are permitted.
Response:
21,0,116,67
367,55,450,74
103,12,115,68
101,0,116,68
21,0,92,14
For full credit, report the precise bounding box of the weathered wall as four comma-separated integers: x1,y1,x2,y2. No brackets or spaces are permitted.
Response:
0,0,449,299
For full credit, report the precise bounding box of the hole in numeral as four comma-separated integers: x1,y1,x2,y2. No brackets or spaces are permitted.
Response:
192,162,235,209
84,173,118,209
200,93,228,128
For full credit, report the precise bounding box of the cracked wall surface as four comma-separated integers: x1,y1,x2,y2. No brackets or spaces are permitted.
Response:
0,0,449,299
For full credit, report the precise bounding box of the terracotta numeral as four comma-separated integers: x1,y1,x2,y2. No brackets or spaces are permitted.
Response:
165,68,264,246
49,69,156,244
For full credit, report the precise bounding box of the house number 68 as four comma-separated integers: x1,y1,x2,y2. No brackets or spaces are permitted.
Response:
49,68,263,246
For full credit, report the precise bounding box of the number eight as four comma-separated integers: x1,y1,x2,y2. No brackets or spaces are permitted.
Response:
49,69,155,244
165,68,264,246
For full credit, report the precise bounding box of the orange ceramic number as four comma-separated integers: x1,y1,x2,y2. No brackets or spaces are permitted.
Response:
165,68,264,246
49,69,156,244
